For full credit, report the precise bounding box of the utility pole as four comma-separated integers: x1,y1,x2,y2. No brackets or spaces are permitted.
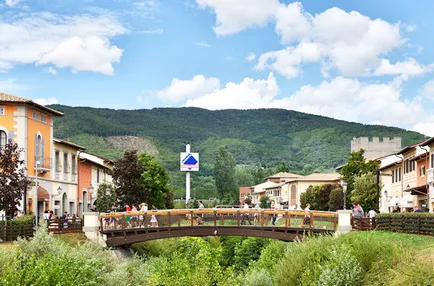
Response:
185,144,191,205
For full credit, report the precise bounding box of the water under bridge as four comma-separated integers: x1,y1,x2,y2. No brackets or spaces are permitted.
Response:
99,209,339,247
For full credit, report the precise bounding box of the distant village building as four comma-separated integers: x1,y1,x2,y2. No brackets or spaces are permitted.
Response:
247,172,341,210
351,136,401,160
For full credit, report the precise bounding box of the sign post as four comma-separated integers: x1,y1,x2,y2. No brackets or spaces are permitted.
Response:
180,145,199,205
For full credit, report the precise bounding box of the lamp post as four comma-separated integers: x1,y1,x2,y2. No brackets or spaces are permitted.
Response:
105,187,111,196
87,184,94,212
342,181,347,210
384,190,388,213
35,161,40,229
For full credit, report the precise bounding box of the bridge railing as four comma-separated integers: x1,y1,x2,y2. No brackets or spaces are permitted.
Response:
99,209,337,232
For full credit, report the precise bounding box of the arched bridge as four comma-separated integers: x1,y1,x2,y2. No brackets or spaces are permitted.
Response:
100,209,338,247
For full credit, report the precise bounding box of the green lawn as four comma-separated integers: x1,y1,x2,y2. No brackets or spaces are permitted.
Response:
0,242,15,252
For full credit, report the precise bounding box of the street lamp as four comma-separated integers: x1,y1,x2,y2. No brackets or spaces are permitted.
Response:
342,181,348,210
35,160,40,229
88,184,95,198
55,186,62,197
105,187,111,196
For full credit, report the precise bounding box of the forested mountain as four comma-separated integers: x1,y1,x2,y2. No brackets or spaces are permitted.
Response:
49,105,426,198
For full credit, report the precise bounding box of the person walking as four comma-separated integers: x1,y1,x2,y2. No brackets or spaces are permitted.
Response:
139,203,148,227
150,205,158,227
271,202,277,226
242,202,252,225
303,204,311,227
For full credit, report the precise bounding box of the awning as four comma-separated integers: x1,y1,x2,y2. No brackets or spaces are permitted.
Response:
388,197,400,207
37,186,49,201
399,195,414,208
409,185,428,196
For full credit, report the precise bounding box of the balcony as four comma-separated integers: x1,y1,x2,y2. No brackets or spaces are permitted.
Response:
34,156,51,173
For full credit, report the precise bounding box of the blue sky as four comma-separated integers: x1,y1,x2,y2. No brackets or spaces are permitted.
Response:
1,0,434,135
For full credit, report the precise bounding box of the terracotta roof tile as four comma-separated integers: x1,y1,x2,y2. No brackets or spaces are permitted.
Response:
0,91,63,116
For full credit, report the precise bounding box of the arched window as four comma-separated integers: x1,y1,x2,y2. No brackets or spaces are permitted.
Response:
35,134,44,167
0,131,7,149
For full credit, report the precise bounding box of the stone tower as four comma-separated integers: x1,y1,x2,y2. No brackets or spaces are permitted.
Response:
351,137,402,159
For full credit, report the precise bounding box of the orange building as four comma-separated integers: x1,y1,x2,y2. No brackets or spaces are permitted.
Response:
0,92,63,216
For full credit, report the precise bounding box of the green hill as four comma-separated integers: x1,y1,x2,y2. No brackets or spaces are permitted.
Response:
49,105,426,198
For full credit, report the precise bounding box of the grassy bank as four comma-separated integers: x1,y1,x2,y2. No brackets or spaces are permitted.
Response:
1,228,434,285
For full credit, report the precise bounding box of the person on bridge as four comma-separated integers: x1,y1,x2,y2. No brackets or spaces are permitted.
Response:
254,203,261,225
197,201,205,225
303,204,311,226
139,203,148,227
242,202,252,225
271,203,277,226
150,205,158,227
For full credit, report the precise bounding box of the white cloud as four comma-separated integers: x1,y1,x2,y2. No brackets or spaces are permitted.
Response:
184,73,278,109
412,121,434,137
0,78,19,90
374,58,434,76
46,67,57,75
5,0,20,7
140,29,163,35
33,97,58,105
255,41,323,78
182,73,430,132
0,12,127,75
200,1,425,78
246,52,256,62
136,95,143,103
274,2,311,44
422,79,434,101
196,0,280,35
157,75,221,102
196,41,210,47
272,76,426,127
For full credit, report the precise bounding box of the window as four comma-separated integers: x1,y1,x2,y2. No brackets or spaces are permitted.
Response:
432,154,434,168
97,168,100,183
41,114,47,123
420,166,426,177
64,153,69,173
32,110,38,120
72,155,76,174
0,107,4,115
55,150,60,172
398,168,401,181
35,134,44,167
392,170,395,183
0,131,7,149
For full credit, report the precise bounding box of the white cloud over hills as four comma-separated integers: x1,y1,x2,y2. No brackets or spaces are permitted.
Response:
0,12,126,75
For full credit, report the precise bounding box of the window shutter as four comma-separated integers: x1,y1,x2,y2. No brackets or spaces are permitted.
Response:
35,134,39,167
8,130,14,144
41,136,45,167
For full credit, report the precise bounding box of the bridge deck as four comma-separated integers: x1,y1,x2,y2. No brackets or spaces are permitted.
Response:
100,209,337,246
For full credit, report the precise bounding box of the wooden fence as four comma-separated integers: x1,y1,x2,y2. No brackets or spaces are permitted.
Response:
375,214,434,235
47,218,83,234
0,215,34,242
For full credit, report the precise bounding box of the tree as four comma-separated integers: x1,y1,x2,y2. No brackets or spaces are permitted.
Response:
300,186,315,210
112,150,145,208
214,147,238,203
328,188,344,211
165,191,175,209
0,141,29,216
351,172,377,212
112,150,171,209
95,183,116,213
300,184,338,211
340,150,377,205
260,195,271,209
138,152,171,209
276,162,289,173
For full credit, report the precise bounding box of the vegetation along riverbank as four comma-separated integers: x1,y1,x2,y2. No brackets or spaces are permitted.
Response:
1,227,433,285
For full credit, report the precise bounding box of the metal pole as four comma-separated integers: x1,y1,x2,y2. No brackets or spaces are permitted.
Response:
35,162,38,230
343,192,346,210
185,144,191,205
376,169,380,211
